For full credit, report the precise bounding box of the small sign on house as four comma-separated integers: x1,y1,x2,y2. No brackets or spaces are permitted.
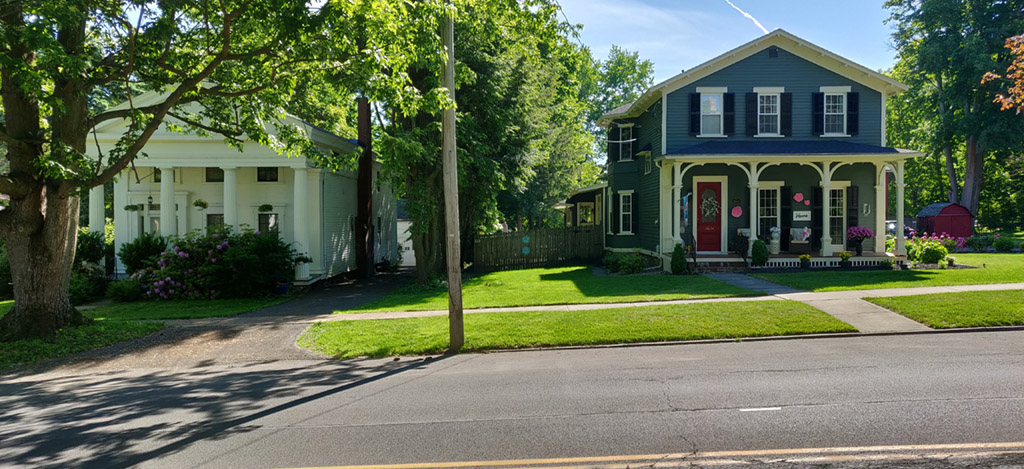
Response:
793,211,812,222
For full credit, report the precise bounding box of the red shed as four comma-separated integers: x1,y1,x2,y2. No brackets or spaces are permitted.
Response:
916,203,974,238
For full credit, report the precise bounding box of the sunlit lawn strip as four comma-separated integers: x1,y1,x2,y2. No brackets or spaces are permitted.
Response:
84,297,291,321
344,266,759,313
866,290,1024,329
302,300,855,358
752,254,1024,292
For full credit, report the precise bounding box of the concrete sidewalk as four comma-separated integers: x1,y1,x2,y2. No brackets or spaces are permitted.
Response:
322,279,1024,336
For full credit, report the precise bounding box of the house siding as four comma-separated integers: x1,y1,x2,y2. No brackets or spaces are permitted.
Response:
665,47,882,152
607,99,662,252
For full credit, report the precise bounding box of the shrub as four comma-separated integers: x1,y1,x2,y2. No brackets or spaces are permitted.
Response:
918,243,949,264
878,258,895,269
118,232,167,275
907,235,951,263
993,235,1016,252
751,239,769,266
965,234,993,251
602,252,625,273
670,244,687,274
69,262,106,305
617,255,646,275
106,279,144,302
75,228,106,265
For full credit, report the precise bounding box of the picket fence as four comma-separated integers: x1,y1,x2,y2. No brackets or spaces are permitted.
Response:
473,226,603,271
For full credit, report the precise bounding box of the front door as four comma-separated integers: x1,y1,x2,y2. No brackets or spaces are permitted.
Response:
696,181,722,251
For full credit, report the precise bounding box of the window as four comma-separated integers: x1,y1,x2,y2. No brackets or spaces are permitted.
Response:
620,192,633,234
607,189,614,234
824,93,846,134
829,188,846,243
758,94,780,135
257,167,279,182
700,94,723,135
258,213,280,232
595,194,602,226
206,167,224,182
618,126,633,162
578,202,595,226
206,213,225,227
153,168,173,183
758,188,779,237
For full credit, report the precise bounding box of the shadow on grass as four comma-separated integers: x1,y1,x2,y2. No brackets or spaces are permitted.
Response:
538,266,758,299
0,356,449,468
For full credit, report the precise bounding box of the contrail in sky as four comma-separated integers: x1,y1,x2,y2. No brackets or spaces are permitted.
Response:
723,0,770,34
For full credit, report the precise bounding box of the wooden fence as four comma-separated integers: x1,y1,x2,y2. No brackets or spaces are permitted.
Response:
472,226,604,271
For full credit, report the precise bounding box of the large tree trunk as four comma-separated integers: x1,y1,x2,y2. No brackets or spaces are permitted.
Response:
355,98,376,278
411,207,444,285
0,186,90,341
960,135,984,219
943,143,959,203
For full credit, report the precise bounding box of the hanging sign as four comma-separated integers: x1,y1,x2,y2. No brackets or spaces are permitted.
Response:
793,211,812,221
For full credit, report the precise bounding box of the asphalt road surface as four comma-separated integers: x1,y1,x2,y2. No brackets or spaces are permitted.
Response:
3,331,1024,468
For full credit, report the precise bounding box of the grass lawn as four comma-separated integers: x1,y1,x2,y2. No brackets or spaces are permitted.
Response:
0,295,289,370
345,266,758,313
301,300,856,358
866,290,1024,329
752,254,1024,292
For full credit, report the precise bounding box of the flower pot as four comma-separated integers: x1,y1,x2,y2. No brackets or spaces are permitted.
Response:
800,260,811,269
840,260,852,269
274,282,290,295
855,241,863,256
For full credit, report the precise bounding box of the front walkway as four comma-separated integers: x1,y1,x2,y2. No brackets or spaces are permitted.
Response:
325,277,1024,336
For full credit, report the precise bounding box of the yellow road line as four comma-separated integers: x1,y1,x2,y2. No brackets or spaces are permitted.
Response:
285,442,1024,469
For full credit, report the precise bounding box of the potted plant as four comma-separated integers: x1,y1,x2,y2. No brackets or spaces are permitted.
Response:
839,251,853,268
846,226,874,256
193,198,209,211
258,203,274,213
947,256,956,268
799,253,812,269
123,204,141,212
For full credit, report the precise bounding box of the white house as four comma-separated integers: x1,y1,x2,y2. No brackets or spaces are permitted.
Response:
87,92,399,284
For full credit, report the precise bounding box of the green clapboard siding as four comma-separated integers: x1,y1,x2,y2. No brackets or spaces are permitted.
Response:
607,99,662,252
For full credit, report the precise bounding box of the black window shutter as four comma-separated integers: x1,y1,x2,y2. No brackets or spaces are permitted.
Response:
780,92,793,136
846,92,859,136
631,193,639,233
612,193,620,234
812,92,824,136
780,186,792,251
608,127,620,162
723,93,735,136
812,186,823,252
689,93,700,135
745,92,758,136
846,185,859,248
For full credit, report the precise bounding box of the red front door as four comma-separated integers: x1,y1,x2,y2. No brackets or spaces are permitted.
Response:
696,182,722,252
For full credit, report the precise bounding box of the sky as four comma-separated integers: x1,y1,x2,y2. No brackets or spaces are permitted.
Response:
557,0,899,83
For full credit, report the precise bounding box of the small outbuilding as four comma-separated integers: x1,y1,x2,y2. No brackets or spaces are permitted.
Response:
916,203,974,238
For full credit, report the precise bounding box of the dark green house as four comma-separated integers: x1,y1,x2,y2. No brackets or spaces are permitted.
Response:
597,29,921,269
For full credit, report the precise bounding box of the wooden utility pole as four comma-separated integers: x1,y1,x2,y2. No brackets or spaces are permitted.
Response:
355,97,375,279
442,4,464,351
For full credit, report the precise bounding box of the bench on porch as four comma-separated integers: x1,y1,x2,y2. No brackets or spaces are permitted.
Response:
790,227,812,255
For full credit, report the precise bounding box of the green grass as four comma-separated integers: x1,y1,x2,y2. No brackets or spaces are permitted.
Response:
866,290,1024,329
0,295,288,369
752,254,1024,292
345,266,758,313
301,300,856,358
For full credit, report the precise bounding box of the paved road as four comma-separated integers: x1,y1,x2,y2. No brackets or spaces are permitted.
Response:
3,331,1024,468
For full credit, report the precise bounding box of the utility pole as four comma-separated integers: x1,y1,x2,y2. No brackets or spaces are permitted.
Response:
442,3,464,352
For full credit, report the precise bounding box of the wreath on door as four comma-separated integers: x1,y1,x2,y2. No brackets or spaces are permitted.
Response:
700,188,720,222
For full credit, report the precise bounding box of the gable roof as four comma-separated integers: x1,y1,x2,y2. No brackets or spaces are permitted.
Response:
598,29,907,127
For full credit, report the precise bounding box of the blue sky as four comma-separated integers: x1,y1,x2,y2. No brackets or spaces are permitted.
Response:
557,0,898,83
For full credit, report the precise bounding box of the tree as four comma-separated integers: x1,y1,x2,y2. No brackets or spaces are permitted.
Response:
886,0,1024,218
0,0,434,340
984,35,1024,113
581,45,655,161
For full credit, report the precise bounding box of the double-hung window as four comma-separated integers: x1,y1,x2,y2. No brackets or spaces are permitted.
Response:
619,191,633,235
829,188,846,243
758,94,780,135
824,93,846,135
618,125,633,162
700,94,724,136
758,186,781,238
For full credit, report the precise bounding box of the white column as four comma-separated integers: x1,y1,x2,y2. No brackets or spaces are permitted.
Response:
748,182,758,256
874,163,886,253
113,174,128,275
820,166,833,257
293,167,310,281
222,166,238,230
895,160,907,256
88,185,104,234
159,166,176,237
659,161,672,258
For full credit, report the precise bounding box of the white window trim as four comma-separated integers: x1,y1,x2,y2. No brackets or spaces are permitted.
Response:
619,190,634,236
820,86,852,137
696,87,727,138
642,153,652,175
757,181,783,236
827,181,851,250
577,202,595,226
755,91,782,137
595,194,602,226
617,124,634,162
606,187,613,235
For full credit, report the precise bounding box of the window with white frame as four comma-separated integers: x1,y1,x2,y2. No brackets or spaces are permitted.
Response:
644,154,652,175
758,94,780,135
829,188,846,242
700,94,724,135
618,126,633,161
758,187,779,237
578,202,595,226
606,189,613,234
620,192,633,234
824,93,846,134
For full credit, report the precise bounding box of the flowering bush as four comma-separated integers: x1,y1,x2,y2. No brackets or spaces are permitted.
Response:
907,234,949,264
846,226,874,242
839,251,852,262
993,234,1017,252
145,227,300,300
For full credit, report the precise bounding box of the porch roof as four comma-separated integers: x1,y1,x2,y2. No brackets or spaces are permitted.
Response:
668,140,908,156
